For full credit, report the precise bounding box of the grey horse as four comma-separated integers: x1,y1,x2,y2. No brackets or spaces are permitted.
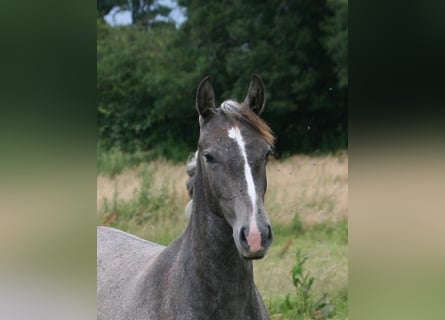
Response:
97,75,275,320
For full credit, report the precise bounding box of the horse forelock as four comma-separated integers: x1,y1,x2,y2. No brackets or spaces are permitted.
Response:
220,100,275,147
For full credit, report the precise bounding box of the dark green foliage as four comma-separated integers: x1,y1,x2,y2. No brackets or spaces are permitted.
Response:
97,19,196,159
322,0,348,89
97,0,348,160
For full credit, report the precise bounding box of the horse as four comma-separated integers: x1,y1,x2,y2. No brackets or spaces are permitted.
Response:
97,74,275,320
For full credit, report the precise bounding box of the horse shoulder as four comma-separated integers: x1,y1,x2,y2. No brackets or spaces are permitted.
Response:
97,226,165,320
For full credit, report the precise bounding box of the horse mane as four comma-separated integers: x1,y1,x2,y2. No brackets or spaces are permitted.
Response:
186,151,197,198
220,100,275,147
184,151,197,219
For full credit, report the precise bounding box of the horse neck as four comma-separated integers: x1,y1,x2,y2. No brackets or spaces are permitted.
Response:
182,159,256,300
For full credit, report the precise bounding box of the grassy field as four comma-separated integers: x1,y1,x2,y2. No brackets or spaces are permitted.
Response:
97,151,348,319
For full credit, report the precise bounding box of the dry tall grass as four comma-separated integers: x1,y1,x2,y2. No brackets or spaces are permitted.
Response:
97,153,348,226
266,152,348,226
97,159,189,213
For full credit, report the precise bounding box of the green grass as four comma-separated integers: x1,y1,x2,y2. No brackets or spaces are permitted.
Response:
255,218,347,320
97,146,137,177
261,221,348,319
97,143,166,177
97,141,191,176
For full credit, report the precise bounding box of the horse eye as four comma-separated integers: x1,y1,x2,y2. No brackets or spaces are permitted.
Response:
265,150,272,162
203,152,216,164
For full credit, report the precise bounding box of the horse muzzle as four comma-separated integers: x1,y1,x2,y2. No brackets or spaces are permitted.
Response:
235,218,273,259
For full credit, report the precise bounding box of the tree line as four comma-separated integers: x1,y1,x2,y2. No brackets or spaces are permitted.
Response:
97,0,348,161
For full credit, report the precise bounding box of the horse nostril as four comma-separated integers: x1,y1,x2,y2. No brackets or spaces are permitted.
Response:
239,227,248,248
266,225,273,242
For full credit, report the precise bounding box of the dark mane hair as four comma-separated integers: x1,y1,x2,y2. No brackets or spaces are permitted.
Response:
219,99,275,147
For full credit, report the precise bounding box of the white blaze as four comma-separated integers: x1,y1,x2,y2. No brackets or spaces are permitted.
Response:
228,126,263,251
228,126,257,213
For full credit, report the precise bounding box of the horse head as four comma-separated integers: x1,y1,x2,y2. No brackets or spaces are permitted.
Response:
195,75,274,259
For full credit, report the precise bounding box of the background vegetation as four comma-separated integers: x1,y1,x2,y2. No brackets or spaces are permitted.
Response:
97,0,348,160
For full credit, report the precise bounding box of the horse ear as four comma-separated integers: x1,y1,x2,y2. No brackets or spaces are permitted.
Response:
196,76,216,119
244,74,265,114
